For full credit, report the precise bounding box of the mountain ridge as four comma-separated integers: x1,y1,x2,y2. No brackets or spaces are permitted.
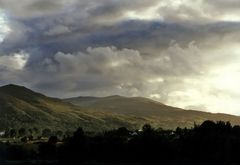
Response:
0,84,147,132
64,92,240,128
1,84,240,131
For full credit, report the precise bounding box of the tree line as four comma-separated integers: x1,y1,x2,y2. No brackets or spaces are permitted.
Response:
2,120,240,164
2,127,66,140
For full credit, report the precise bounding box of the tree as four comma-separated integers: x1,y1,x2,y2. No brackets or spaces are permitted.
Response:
33,127,39,135
48,136,58,145
42,128,52,137
28,128,33,135
142,124,153,132
73,127,84,140
56,130,63,138
21,136,28,143
18,128,27,137
9,129,17,138
142,124,155,137
116,127,130,137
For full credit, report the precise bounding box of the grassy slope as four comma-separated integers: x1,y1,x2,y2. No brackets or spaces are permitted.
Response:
1,84,240,132
0,85,147,132
65,95,240,129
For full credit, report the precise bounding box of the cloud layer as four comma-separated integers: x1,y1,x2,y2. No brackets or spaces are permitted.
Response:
1,0,240,115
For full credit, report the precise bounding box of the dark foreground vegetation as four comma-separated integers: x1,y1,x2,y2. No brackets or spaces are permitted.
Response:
1,120,240,164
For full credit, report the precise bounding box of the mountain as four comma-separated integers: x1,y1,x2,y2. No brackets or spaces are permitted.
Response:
1,84,240,132
65,95,240,129
64,95,180,116
0,84,147,132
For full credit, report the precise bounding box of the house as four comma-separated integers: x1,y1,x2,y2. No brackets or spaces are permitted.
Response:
0,131,5,136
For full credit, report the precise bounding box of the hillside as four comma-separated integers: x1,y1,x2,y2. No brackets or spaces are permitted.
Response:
65,95,240,128
1,84,240,132
0,85,148,132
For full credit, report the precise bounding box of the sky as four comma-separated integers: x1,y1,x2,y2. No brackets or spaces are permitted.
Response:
1,0,240,115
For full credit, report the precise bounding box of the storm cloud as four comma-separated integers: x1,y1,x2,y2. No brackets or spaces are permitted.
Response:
1,0,240,115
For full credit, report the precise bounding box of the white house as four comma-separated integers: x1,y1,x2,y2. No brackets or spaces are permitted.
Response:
0,131,5,136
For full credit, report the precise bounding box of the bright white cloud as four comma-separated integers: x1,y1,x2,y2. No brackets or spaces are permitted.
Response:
0,10,11,42
0,51,29,70
160,43,240,115
124,0,240,23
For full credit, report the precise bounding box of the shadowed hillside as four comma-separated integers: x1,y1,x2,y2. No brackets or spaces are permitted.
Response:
0,85,148,132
